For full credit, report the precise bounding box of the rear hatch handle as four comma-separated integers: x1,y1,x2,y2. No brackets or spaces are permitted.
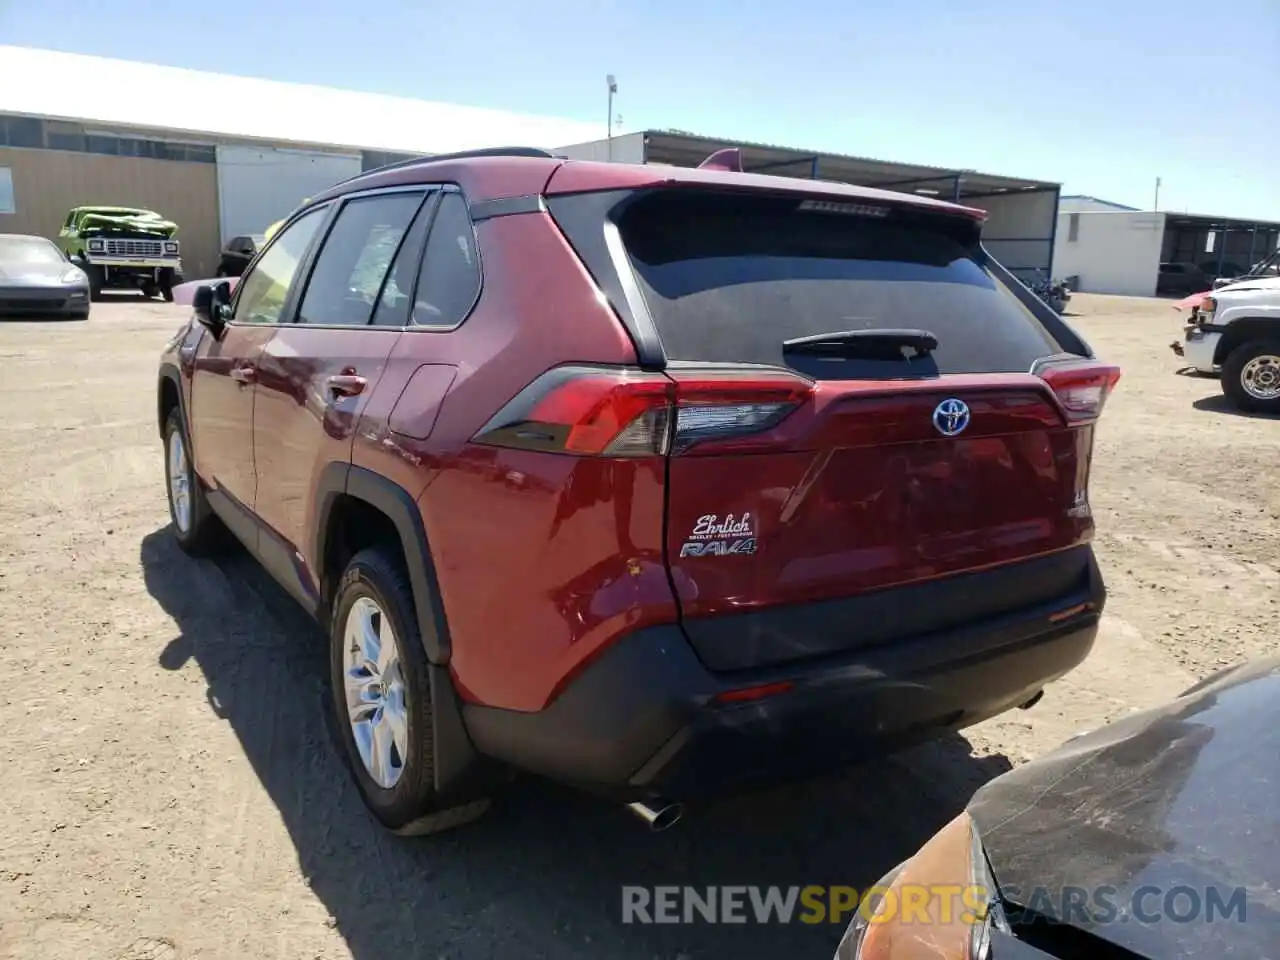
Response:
782,328,939,360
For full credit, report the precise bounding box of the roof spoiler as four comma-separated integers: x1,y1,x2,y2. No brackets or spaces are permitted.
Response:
697,148,744,173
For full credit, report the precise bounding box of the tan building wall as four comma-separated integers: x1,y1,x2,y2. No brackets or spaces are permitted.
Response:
0,146,220,278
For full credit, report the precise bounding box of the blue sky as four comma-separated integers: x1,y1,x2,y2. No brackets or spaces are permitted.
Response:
4,0,1278,219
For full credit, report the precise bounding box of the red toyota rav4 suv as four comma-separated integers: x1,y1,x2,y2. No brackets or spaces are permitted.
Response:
157,147,1119,835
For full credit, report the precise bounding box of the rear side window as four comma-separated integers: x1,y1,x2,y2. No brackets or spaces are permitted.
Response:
297,191,424,327
617,190,1062,376
410,192,480,329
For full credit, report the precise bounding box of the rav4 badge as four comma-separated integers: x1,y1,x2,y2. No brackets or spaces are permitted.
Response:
679,513,758,558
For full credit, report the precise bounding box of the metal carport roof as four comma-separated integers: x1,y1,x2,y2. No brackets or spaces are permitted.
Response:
639,130,1059,200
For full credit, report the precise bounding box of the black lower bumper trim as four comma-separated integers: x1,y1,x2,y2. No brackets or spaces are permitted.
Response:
464,551,1104,800
683,546,1095,672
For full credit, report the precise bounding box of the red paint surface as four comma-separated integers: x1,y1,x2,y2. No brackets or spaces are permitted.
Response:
188,324,276,510
253,325,402,590
664,381,1094,621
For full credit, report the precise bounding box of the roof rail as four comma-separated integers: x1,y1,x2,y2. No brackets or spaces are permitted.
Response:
365,146,555,175
327,147,559,191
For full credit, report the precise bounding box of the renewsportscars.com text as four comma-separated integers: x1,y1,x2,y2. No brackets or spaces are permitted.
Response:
621,884,1247,926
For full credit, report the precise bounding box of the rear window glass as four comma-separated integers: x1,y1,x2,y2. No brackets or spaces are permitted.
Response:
617,190,1061,376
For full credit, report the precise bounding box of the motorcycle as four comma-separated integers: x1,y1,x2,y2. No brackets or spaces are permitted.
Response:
1021,270,1072,314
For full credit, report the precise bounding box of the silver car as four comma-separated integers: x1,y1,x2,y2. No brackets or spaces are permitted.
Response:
0,234,91,319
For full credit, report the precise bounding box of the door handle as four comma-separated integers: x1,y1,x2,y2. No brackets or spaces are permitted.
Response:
327,373,368,399
230,365,257,385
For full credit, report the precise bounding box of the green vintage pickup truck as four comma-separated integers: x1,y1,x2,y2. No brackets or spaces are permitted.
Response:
58,206,184,301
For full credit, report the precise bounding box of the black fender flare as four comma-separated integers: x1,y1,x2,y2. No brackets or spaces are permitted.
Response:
314,463,500,801
157,362,186,438
313,463,453,665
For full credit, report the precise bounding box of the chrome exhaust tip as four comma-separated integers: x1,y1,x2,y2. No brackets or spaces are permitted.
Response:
626,800,684,832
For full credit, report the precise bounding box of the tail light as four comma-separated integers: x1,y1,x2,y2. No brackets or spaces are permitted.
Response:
472,365,812,456
668,370,811,454
1035,357,1122,423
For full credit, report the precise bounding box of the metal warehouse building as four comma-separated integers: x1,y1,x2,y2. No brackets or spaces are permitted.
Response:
1,46,1062,281
1053,196,1280,297
0,47,603,277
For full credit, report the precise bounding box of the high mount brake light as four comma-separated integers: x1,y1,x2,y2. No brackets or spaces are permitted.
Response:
472,366,812,456
1036,359,1122,423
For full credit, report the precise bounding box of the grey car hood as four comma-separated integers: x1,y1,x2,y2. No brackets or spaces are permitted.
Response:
969,658,1280,959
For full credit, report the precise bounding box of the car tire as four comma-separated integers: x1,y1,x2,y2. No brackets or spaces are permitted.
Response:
329,548,490,835
1222,340,1280,414
84,264,103,302
163,408,222,554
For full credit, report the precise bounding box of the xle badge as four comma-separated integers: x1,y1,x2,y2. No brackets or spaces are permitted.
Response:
679,513,758,558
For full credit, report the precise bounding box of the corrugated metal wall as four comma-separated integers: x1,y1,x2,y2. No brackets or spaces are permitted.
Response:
0,145,220,278
973,190,1060,278
216,145,360,244
555,133,648,163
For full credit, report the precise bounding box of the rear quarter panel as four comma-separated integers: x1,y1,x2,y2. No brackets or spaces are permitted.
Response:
352,211,679,712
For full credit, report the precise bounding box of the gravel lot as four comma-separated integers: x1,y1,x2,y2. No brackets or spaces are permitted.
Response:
1,293,1275,960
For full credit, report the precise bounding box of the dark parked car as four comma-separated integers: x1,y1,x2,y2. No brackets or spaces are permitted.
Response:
0,233,91,319
835,656,1279,959
1156,261,1210,296
215,234,265,278
157,147,1120,835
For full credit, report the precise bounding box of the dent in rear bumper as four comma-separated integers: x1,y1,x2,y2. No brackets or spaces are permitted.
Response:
463,554,1105,800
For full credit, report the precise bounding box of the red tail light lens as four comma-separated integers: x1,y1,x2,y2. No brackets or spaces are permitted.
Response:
1036,358,1122,423
472,366,812,456
524,370,672,455
472,366,673,456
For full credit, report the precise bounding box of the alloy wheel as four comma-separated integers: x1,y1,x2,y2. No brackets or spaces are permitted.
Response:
167,430,192,534
343,596,409,789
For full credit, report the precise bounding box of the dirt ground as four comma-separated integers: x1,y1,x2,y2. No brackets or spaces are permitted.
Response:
0,293,1275,960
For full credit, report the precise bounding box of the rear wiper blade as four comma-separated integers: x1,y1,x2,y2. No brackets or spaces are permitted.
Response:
782,328,938,359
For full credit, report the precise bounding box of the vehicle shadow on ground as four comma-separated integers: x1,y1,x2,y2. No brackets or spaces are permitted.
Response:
1192,395,1279,419
141,528,1012,960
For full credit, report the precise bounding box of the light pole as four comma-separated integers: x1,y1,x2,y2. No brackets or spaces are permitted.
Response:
1153,176,1161,211
606,74,617,161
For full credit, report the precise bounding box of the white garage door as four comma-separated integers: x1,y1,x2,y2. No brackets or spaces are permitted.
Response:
216,145,361,244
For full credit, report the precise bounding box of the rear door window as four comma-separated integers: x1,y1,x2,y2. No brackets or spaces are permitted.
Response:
297,191,425,327
617,190,1062,376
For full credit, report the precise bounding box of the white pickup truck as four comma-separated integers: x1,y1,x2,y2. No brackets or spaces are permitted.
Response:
1172,273,1280,415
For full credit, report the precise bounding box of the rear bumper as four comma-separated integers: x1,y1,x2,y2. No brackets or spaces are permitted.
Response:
464,549,1105,801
